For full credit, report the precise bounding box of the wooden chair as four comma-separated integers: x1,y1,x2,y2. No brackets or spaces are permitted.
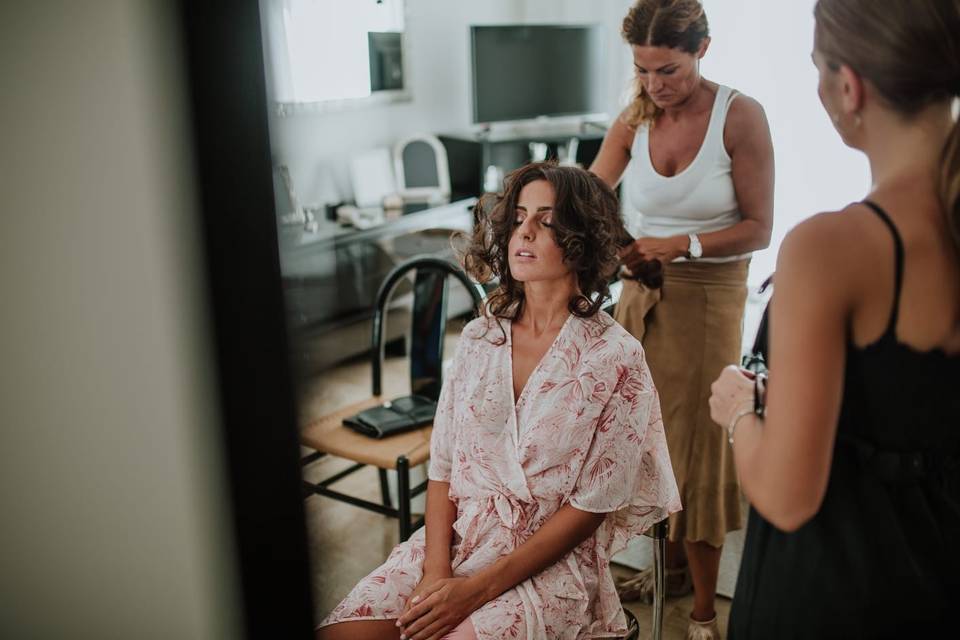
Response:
301,256,485,541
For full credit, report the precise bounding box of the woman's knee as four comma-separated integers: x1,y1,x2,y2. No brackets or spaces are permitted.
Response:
315,619,401,640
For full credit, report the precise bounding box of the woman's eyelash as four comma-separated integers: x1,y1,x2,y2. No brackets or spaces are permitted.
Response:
512,215,552,227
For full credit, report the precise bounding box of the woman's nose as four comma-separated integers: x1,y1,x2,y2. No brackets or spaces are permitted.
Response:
519,219,534,240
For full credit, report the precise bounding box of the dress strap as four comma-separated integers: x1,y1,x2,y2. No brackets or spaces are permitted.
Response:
861,200,904,338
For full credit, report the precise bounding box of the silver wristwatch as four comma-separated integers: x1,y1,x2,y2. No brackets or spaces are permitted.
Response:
686,233,703,260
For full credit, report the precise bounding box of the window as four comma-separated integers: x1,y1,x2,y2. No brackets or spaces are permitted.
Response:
261,0,406,108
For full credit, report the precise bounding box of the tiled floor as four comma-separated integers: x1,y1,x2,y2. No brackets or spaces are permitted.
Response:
299,317,737,637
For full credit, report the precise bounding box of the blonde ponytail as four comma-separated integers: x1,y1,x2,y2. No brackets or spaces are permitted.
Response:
623,84,661,129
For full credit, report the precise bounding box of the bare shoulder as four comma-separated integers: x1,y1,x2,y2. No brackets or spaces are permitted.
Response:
785,204,883,249
613,106,638,129
607,108,638,146
777,205,881,296
728,91,767,125
724,91,771,150
781,207,865,259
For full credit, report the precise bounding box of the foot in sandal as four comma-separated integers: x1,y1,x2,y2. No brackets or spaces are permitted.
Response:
615,564,693,603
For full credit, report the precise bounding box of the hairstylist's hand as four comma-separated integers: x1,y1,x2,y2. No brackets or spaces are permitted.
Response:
396,576,485,640
709,364,755,430
619,236,688,272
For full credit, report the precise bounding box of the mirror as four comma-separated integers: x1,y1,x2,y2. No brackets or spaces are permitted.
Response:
261,0,409,115
261,0,645,626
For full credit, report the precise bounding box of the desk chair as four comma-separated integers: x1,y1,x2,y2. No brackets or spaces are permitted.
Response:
650,517,668,640
394,134,451,207
301,256,485,541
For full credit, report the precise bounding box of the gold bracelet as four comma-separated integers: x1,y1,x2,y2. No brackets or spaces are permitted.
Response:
727,407,755,446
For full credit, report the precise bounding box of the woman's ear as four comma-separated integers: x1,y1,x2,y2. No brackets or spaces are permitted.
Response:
837,63,864,116
697,37,711,59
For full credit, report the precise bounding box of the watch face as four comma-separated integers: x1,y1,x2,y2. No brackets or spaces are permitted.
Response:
689,235,702,258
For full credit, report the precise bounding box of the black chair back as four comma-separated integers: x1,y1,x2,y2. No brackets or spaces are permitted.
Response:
370,256,485,397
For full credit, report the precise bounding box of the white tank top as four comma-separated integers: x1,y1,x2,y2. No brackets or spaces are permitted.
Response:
623,84,749,263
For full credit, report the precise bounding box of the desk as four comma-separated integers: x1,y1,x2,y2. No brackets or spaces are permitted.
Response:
279,198,477,372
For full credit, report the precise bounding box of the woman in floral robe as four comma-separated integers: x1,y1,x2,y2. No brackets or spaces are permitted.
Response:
318,163,681,640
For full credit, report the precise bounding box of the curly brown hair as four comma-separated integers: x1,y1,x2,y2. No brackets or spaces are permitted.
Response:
460,162,629,341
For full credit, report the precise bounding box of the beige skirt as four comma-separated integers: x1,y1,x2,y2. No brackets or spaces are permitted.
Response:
614,259,749,547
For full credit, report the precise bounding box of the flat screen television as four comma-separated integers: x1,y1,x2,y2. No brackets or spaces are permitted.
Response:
470,24,606,124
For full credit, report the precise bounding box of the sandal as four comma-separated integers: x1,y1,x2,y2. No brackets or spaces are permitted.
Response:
615,565,693,603
686,613,721,640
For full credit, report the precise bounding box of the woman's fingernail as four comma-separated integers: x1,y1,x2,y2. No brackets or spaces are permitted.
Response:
395,620,401,627
411,595,420,603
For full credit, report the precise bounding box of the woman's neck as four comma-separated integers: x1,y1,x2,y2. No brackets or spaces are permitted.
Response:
865,101,955,194
661,78,713,122
518,278,578,337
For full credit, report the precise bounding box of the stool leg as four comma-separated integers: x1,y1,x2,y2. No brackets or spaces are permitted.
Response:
652,525,666,640
397,456,411,542
379,468,392,508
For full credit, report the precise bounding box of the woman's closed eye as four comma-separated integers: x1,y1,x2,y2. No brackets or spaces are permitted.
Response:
514,213,552,227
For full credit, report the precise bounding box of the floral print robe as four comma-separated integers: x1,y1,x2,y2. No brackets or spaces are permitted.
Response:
320,312,681,639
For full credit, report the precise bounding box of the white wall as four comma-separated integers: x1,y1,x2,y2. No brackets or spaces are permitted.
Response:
264,0,525,208
0,2,241,637
701,0,869,280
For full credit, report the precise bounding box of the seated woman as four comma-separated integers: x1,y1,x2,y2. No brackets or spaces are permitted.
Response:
316,162,681,640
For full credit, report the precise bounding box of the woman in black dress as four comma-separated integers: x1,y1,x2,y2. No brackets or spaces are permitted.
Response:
708,0,960,637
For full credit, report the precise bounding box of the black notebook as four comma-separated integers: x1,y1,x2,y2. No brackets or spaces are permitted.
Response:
342,395,437,439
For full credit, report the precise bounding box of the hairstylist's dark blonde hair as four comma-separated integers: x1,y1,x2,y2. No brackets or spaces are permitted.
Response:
814,0,960,258
621,0,709,128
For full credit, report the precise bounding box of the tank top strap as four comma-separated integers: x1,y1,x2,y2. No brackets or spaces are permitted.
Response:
706,85,736,160
718,86,738,120
707,86,731,137
861,200,905,337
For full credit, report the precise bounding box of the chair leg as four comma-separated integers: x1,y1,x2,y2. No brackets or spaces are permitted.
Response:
379,468,392,508
397,455,411,542
652,522,667,640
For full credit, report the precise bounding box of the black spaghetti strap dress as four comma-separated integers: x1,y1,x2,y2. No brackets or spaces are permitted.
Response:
728,201,960,639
